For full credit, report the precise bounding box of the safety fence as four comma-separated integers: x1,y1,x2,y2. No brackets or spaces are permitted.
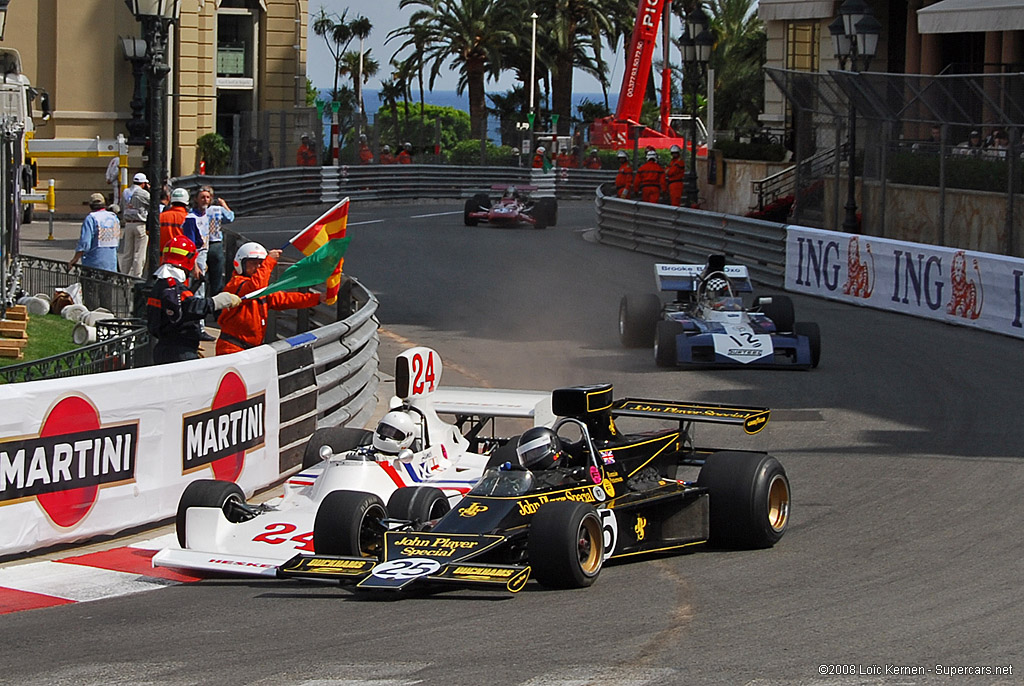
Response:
174,166,614,216
594,184,787,289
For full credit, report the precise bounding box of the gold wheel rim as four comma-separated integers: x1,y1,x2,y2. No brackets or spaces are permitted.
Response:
767,474,790,532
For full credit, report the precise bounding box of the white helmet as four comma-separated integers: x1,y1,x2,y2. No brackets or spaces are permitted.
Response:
382,144,391,152
669,144,681,154
373,411,416,454
646,149,658,160
233,241,268,273
536,146,545,154
616,150,627,159
170,187,189,205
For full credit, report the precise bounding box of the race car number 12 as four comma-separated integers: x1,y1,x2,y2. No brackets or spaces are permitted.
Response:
411,351,437,395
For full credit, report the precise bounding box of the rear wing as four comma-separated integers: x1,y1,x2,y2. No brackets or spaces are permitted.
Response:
432,387,554,427
612,398,769,435
655,263,753,294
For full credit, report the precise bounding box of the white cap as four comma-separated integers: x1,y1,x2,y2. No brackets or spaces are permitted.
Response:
133,172,149,184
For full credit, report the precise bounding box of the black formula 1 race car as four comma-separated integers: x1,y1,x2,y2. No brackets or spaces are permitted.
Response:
278,384,790,594
619,254,821,368
463,184,558,229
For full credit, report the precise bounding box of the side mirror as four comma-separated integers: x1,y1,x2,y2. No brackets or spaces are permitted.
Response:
396,448,415,464
318,444,333,461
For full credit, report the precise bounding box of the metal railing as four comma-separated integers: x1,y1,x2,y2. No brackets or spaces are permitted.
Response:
752,145,837,211
594,184,787,288
13,255,141,317
173,165,616,214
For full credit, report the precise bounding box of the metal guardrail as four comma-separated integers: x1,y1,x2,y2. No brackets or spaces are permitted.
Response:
594,184,787,289
173,165,615,212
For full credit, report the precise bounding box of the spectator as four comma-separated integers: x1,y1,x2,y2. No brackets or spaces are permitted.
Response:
121,172,151,278
379,144,396,164
357,134,373,164
69,192,121,310
664,144,686,206
633,149,666,204
614,150,634,198
954,129,984,157
584,149,602,169
215,242,322,355
120,170,144,213
912,125,944,154
186,186,234,296
397,142,413,164
296,134,317,166
147,235,241,364
984,129,1011,159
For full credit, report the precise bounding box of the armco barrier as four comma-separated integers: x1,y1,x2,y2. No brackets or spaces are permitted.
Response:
174,165,614,214
595,184,787,289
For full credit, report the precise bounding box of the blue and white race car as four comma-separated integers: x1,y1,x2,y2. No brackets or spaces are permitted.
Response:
618,255,821,368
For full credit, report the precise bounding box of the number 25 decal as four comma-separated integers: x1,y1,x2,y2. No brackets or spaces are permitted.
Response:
411,350,436,395
252,523,315,551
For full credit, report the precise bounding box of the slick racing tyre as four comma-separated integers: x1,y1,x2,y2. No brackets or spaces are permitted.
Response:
758,295,795,333
537,197,558,226
387,486,450,526
619,293,662,347
175,479,246,548
654,320,683,367
697,451,790,549
301,427,374,469
529,501,604,589
464,193,488,226
313,490,387,557
794,321,821,368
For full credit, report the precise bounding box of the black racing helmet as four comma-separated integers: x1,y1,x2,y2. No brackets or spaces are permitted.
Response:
516,426,563,470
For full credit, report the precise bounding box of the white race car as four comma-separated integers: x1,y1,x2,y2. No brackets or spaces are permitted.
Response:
153,347,552,577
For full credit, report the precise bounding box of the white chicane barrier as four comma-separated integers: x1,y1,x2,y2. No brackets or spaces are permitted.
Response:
0,346,281,557
786,225,1024,340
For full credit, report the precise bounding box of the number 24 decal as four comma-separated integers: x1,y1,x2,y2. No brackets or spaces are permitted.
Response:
252,523,315,551
411,351,436,395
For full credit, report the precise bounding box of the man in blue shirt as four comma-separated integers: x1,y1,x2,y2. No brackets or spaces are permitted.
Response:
70,193,121,272
186,185,234,295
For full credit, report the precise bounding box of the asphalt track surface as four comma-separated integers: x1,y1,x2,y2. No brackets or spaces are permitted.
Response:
2,200,1022,685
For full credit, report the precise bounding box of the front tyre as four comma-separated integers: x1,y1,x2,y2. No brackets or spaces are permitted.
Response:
697,451,790,548
464,193,488,226
175,479,246,548
794,321,821,368
313,490,387,557
619,294,662,347
529,501,604,589
758,295,795,333
387,486,450,525
655,320,683,367
301,426,374,469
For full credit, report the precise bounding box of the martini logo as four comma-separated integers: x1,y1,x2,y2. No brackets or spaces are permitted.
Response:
0,395,137,528
182,371,265,481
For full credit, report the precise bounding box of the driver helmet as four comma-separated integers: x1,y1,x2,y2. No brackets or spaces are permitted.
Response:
161,235,197,271
703,275,735,309
233,241,269,274
669,144,681,154
516,426,563,470
503,185,518,199
373,411,417,454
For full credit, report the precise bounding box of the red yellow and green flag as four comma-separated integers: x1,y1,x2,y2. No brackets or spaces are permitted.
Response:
245,197,351,302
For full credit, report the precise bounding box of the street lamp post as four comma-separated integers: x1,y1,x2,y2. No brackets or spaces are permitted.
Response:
529,12,538,134
682,8,712,208
829,0,879,233
120,36,149,146
124,0,181,277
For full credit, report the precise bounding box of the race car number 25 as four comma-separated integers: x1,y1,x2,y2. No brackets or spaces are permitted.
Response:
371,558,441,580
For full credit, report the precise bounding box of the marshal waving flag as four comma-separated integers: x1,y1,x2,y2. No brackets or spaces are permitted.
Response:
284,197,350,304
245,237,350,300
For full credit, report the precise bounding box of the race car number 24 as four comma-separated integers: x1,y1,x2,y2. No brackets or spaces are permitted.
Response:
252,523,315,551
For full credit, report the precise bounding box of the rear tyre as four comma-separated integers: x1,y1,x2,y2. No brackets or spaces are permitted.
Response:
654,320,683,367
175,479,246,548
758,295,795,333
313,490,387,557
794,321,821,368
533,206,548,229
464,193,488,226
302,427,374,469
697,451,790,548
529,501,604,589
537,197,558,226
618,293,662,347
387,486,450,525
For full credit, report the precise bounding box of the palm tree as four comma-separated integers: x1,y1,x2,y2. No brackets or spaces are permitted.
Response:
348,15,373,124
311,7,353,102
378,78,404,145
389,0,518,139
705,0,765,130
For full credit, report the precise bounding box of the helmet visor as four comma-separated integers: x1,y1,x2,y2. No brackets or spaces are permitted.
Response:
376,421,408,442
517,434,555,467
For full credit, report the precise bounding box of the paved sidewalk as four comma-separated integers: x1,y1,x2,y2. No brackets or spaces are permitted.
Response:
18,218,83,264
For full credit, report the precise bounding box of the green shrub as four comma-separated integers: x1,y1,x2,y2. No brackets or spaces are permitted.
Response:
887,151,1023,192
715,139,789,162
196,132,231,175
447,139,520,166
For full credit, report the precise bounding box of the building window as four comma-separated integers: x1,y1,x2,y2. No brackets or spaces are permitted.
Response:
786,22,819,72
217,12,255,80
